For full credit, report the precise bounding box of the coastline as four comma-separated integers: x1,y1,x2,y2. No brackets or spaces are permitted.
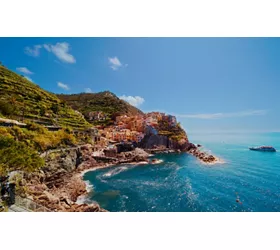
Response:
21,144,223,212
74,160,150,206
74,163,116,205
74,148,222,208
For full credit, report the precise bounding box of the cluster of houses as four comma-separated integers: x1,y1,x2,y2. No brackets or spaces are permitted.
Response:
100,127,145,143
98,112,177,144
1,111,178,153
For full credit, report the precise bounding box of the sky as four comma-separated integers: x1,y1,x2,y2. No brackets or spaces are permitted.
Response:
0,37,280,133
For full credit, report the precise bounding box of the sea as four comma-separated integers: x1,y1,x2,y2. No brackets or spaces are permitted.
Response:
82,132,280,212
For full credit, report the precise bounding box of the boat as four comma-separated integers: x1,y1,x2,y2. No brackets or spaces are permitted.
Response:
249,146,276,152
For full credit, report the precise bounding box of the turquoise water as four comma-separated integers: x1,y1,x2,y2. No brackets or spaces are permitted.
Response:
83,133,280,212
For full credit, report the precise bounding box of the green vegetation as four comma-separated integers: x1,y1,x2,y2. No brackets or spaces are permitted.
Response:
158,121,188,142
0,65,91,130
0,121,93,175
0,123,78,152
0,118,101,178
0,136,44,175
58,91,143,125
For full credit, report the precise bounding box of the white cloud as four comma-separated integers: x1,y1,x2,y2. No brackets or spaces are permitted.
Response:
84,88,93,93
57,82,70,91
24,45,42,57
25,42,76,64
43,42,76,64
24,76,33,82
16,67,33,75
108,56,125,70
175,110,267,119
119,95,145,107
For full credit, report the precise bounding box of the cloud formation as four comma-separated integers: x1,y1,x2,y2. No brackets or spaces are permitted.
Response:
16,67,33,75
108,56,126,70
24,45,42,57
24,42,76,64
175,110,267,119
119,95,145,107
57,82,70,91
84,88,93,93
43,43,76,63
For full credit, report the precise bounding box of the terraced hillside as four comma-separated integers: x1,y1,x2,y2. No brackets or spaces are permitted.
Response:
58,91,144,125
0,66,91,129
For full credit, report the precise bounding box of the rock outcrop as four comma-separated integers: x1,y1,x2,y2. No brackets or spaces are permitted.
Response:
21,145,105,212
118,148,149,162
20,144,152,212
186,145,218,164
139,134,189,151
140,134,218,164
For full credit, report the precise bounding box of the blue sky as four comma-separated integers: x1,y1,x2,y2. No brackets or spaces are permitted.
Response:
0,38,279,133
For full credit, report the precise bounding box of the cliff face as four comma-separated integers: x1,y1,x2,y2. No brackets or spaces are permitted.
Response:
21,145,105,212
20,144,152,212
140,134,169,149
140,117,190,151
139,134,190,151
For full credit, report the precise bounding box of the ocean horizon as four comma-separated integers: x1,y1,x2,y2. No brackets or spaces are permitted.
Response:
83,132,280,212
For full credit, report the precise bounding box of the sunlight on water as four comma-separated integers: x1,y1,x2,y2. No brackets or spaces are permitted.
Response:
83,133,280,212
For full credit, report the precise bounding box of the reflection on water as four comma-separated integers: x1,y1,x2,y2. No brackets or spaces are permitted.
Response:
83,133,280,212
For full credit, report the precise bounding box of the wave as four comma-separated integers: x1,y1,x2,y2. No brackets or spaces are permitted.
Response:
84,180,94,193
76,180,94,205
150,159,164,164
103,166,129,178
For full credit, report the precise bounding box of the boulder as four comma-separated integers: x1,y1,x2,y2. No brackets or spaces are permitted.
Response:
42,191,60,204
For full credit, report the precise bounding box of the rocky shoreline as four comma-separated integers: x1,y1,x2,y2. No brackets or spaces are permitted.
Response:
144,143,221,165
185,143,222,164
15,142,221,212
16,145,151,212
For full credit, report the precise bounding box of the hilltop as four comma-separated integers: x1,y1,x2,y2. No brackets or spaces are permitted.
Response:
0,65,91,129
57,92,144,126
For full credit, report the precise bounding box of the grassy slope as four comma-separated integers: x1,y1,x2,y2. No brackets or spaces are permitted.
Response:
157,120,188,142
0,66,91,129
58,91,144,125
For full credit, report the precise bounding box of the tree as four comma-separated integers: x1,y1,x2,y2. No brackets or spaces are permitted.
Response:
0,100,15,116
51,103,59,114
9,96,17,106
39,106,46,116
0,136,44,173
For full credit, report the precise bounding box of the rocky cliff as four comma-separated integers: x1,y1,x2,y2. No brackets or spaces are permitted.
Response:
17,144,151,212
139,133,190,151
20,145,106,212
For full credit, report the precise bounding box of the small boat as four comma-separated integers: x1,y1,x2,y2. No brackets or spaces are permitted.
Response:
249,146,276,152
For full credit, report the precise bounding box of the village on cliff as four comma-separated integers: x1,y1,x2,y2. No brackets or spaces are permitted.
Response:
95,112,177,149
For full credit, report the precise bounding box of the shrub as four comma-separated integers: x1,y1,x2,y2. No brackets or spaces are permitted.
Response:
0,136,44,173
50,103,59,114
0,100,15,116
26,122,48,134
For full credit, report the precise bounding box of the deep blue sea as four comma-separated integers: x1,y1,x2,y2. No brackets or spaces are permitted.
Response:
83,133,280,212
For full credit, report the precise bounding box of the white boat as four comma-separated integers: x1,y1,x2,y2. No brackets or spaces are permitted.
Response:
249,146,276,152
